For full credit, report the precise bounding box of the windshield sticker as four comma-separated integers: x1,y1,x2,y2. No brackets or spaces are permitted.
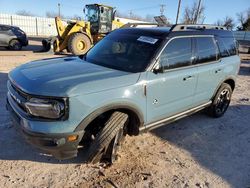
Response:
137,36,158,44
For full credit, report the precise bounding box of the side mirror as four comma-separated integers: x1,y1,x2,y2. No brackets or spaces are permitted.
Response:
112,10,116,21
100,7,104,13
152,63,163,74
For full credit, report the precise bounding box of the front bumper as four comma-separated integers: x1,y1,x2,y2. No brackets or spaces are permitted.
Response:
6,98,84,160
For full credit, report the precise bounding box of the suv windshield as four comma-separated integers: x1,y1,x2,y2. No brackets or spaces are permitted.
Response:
85,30,163,73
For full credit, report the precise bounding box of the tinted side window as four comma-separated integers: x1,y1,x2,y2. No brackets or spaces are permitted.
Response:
217,37,236,57
0,26,10,31
196,37,217,64
160,37,192,70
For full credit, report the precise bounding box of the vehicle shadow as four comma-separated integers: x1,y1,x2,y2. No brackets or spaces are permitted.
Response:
0,36,47,53
0,44,43,52
151,104,250,187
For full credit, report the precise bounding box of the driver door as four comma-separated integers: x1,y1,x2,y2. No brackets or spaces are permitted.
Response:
99,7,112,34
146,37,198,123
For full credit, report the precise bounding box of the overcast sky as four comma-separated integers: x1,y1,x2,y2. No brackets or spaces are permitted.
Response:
0,0,249,25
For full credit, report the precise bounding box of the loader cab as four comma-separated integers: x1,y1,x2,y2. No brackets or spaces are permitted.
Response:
85,4,114,34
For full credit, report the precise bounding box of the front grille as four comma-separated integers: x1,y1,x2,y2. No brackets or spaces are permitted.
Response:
8,81,29,114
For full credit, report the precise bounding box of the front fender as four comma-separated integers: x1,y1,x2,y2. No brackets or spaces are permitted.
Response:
74,101,144,132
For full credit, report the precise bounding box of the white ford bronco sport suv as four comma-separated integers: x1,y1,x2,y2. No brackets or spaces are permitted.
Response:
7,24,240,163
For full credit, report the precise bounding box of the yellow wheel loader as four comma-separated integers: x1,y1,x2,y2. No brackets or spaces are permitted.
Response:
42,4,124,55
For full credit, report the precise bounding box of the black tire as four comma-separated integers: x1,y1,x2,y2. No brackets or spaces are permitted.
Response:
68,33,91,55
84,111,128,164
208,83,232,118
9,39,22,50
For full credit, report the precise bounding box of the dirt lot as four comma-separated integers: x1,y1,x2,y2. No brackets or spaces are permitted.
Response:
0,39,250,188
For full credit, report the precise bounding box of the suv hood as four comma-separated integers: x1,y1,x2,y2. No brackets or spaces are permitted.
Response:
9,57,140,97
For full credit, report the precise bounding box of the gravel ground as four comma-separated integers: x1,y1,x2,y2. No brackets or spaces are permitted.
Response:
0,41,250,188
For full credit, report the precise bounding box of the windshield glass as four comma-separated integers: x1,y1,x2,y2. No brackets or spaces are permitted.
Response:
85,31,163,73
87,6,99,22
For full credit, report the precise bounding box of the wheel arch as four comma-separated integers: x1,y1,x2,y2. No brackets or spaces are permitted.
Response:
8,38,20,45
223,78,235,91
212,77,236,100
74,102,144,136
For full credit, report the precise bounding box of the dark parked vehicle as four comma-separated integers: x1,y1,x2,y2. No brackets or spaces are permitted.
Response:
0,24,28,50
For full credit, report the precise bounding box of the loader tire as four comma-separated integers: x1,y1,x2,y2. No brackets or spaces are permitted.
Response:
68,33,91,55
84,111,128,164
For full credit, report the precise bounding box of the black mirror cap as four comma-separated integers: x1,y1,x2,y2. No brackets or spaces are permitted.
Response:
153,66,163,74
100,7,104,13
112,10,116,21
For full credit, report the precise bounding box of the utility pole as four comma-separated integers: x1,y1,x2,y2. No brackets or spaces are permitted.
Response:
129,10,133,18
194,0,202,24
175,0,182,24
160,4,166,16
58,3,61,17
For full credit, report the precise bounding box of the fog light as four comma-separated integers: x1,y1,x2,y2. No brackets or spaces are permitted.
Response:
67,135,78,142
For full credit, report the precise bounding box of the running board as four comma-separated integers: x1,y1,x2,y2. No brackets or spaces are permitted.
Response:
140,101,212,132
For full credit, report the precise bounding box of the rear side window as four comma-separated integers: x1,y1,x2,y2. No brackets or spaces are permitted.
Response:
217,37,237,57
0,26,10,31
196,37,218,64
160,37,192,70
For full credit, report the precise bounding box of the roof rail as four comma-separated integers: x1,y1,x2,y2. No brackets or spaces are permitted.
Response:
121,23,159,28
171,24,227,31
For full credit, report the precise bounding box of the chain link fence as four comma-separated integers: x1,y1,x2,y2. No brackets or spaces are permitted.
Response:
0,13,57,36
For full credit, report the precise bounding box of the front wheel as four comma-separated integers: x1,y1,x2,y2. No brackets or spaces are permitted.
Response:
9,39,22,50
208,83,232,118
83,111,128,164
68,33,91,55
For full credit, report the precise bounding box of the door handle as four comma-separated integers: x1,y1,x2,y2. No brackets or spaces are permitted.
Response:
215,69,222,74
183,75,193,81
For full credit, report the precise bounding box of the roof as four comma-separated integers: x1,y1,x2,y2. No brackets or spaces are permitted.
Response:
0,24,18,28
117,27,171,38
120,24,234,38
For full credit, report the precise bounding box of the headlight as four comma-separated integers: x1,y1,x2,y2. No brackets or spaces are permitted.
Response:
24,98,67,119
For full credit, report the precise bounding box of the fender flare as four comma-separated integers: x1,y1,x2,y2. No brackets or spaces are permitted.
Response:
74,102,145,132
211,76,236,100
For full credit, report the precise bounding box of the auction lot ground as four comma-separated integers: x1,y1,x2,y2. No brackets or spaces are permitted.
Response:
0,39,250,188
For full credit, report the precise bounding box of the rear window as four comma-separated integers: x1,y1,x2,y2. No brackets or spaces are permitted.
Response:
216,37,237,57
196,37,218,64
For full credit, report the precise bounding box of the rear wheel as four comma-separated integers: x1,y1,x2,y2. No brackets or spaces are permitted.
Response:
208,83,232,118
83,111,128,164
68,33,91,55
9,39,22,50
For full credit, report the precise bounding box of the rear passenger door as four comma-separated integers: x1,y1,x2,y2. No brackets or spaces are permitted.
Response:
146,37,198,123
193,36,223,106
